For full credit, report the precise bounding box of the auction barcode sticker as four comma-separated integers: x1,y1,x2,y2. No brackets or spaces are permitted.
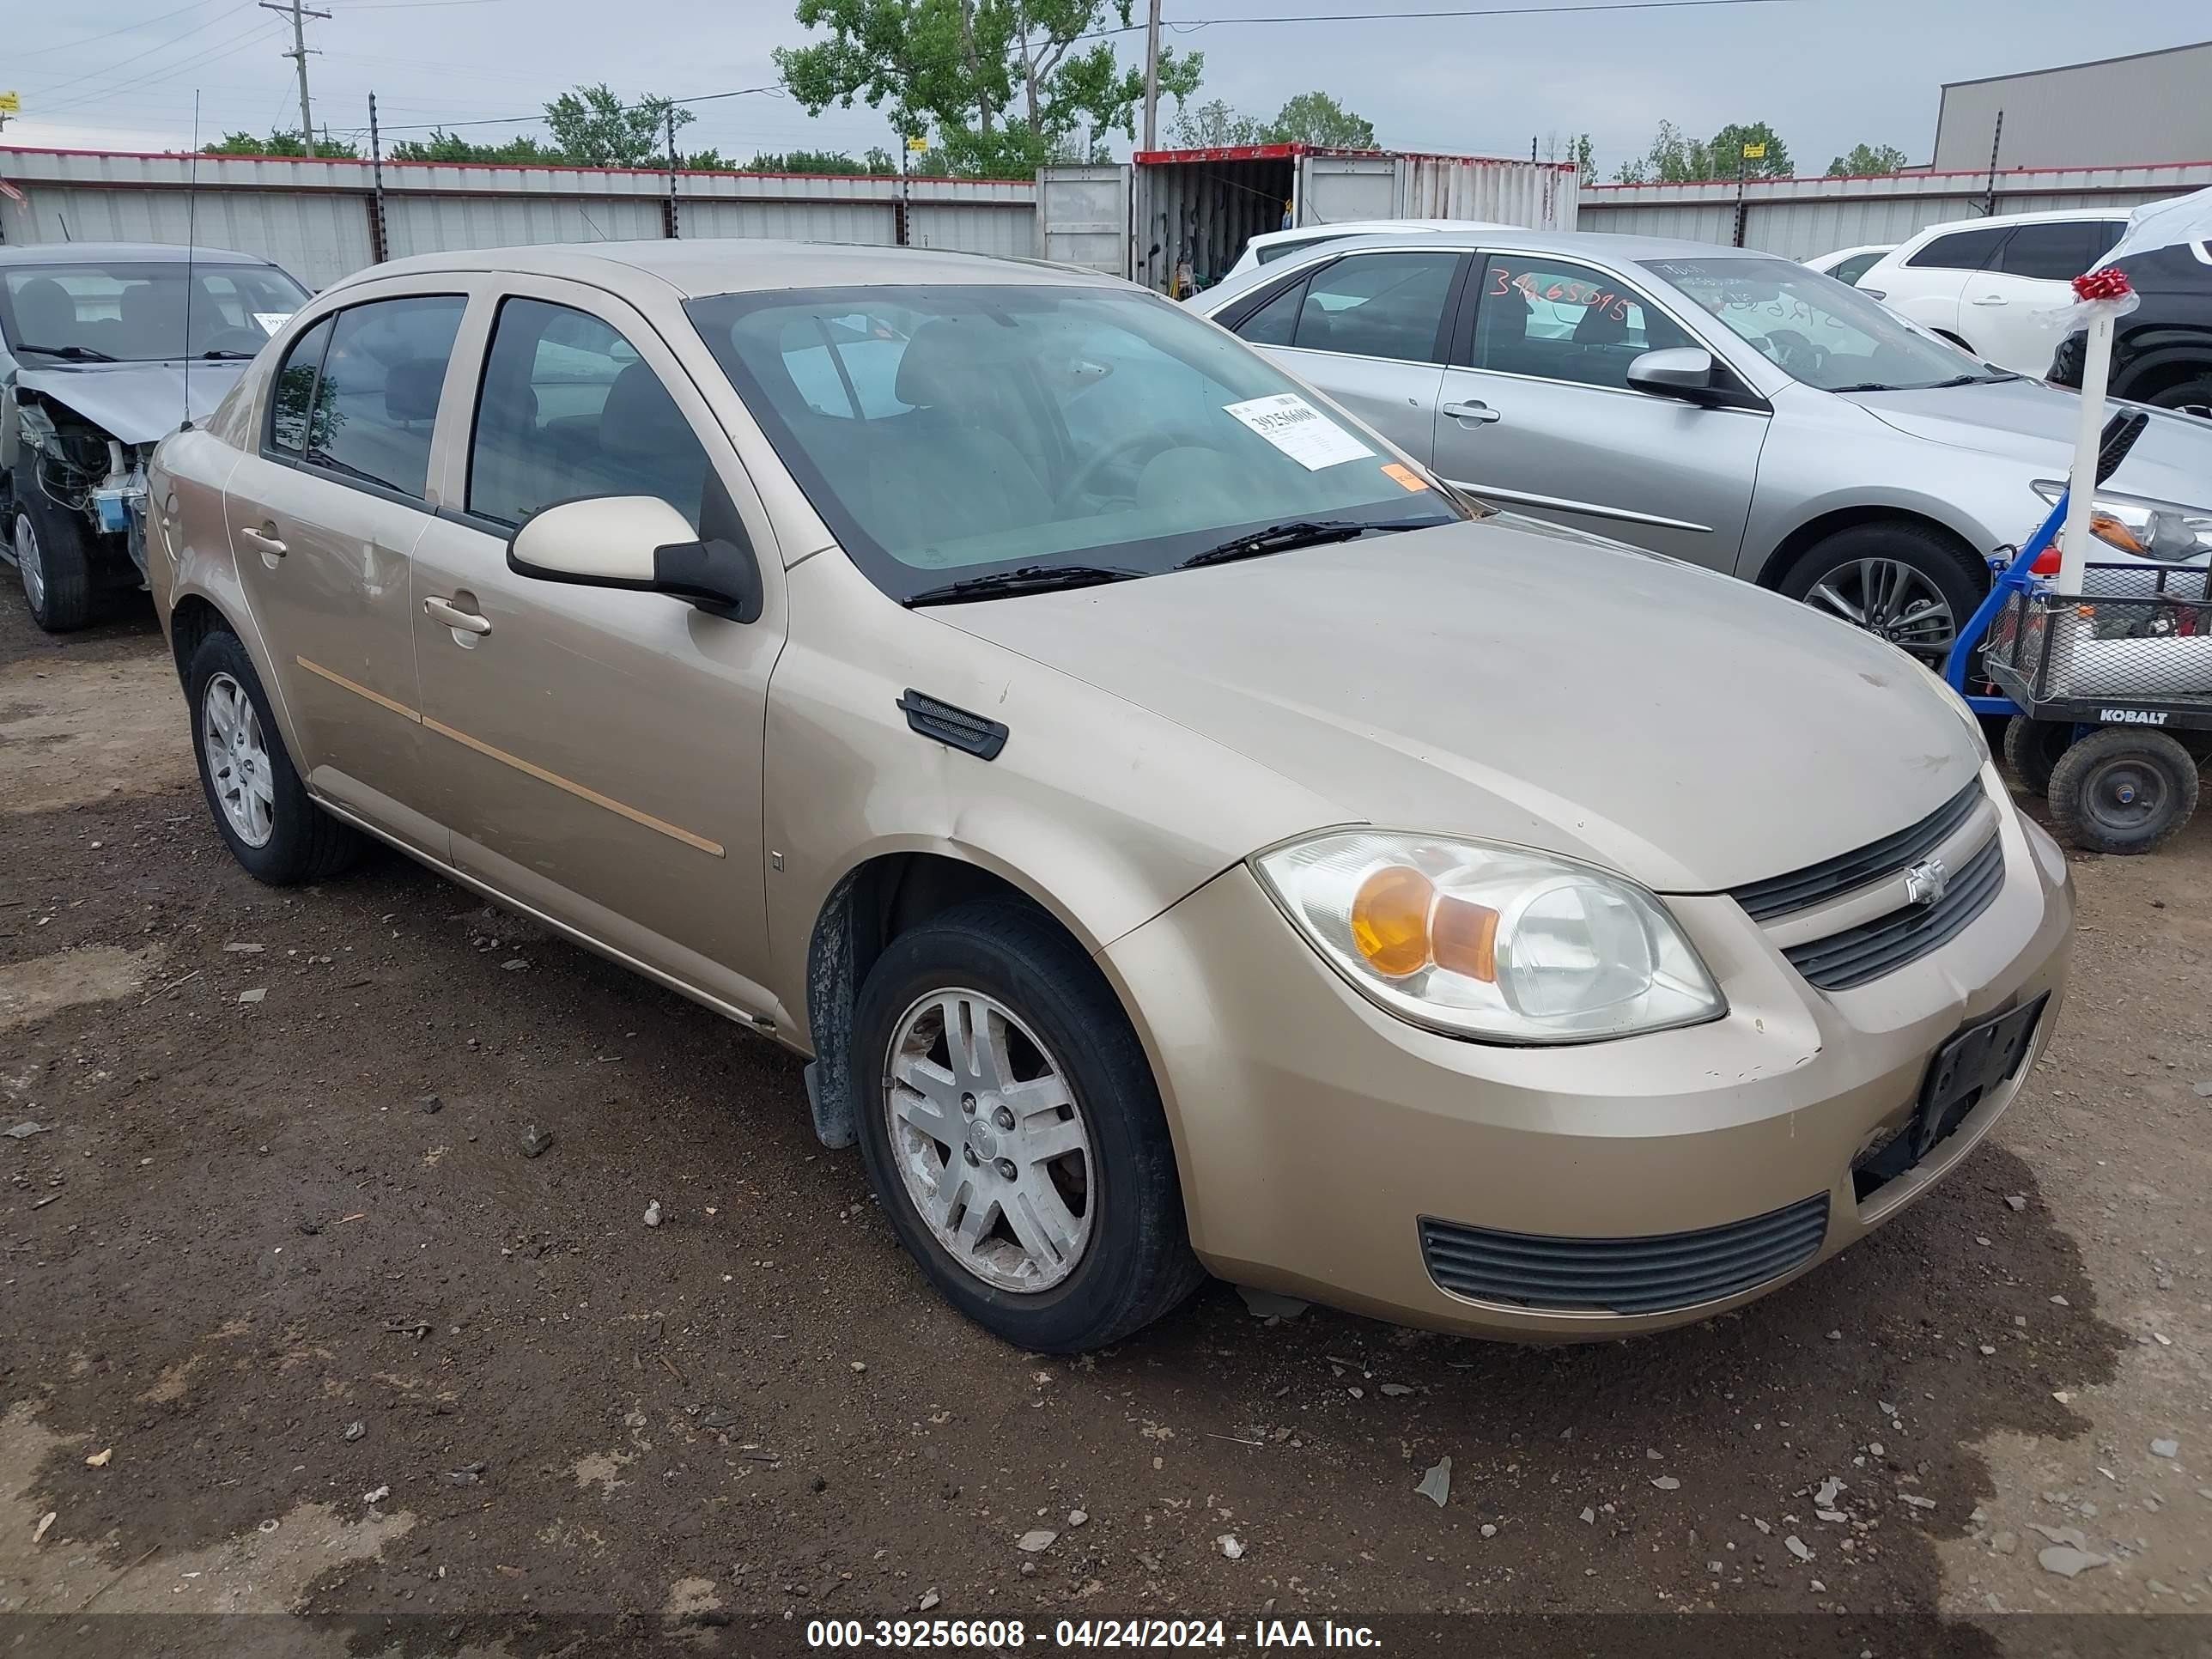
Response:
1221,393,1372,471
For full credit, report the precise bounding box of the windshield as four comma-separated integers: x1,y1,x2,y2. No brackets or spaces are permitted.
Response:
1641,255,2002,392
684,283,1464,602
0,260,308,363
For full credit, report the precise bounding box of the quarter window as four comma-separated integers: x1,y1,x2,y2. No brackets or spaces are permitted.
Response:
300,295,466,498
1905,227,2007,271
468,297,710,530
268,316,333,456
1467,256,1694,389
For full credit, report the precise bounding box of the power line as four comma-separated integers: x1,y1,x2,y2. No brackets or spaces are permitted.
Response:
1100,0,1796,36
362,81,784,133
12,0,258,100
35,21,285,115
6,0,231,62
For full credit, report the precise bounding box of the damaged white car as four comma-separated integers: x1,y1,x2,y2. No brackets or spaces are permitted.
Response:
3,242,308,631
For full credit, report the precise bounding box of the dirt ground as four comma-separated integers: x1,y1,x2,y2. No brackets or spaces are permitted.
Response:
2,591,2209,1659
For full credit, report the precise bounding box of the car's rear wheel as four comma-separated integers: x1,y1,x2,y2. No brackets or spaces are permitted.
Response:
2002,716,2076,796
11,461,97,633
2143,373,2212,422
185,627,365,884
848,900,1203,1352
2046,726,2199,855
1778,522,1985,671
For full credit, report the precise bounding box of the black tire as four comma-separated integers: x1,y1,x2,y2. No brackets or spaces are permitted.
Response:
2003,716,2076,796
848,899,1204,1352
184,627,366,884
2142,374,2212,422
1776,521,1986,668
2046,727,2199,855
10,459,97,632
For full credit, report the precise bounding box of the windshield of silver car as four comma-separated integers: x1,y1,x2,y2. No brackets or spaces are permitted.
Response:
1642,255,2010,393
0,261,308,365
684,284,1465,602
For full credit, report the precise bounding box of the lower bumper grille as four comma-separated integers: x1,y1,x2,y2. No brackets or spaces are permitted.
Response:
1419,1194,1830,1316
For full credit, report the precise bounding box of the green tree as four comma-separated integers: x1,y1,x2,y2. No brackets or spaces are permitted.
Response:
746,148,899,174
542,82,695,167
386,128,562,164
1170,96,1265,149
1708,120,1790,178
1613,118,1790,183
1827,142,1909,177
1266,89,1374,149
204,129,361,160
1571,131,1595,185
775,0,1201,178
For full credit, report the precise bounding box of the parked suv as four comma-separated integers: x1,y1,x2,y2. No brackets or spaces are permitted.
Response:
149,241,2071,1352
2048,237,2212,418
1190,228,2212,670
1856,208,2132,373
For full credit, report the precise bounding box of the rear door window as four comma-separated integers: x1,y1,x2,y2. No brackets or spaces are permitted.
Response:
1992,221,2118,282
1276,251,1462,363
302,295,466,499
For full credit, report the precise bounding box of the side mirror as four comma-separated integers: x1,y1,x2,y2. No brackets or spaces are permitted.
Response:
1626,346,1719,401
507,495,763,623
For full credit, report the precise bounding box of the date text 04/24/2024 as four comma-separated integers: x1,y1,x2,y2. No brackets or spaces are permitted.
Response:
804,1619,1382,1649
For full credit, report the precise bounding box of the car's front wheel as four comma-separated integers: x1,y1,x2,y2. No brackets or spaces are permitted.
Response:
185,627,365,884
2143,373,2212,422
11,460,97,633
848,900,1203,1352
1778,521,1986,671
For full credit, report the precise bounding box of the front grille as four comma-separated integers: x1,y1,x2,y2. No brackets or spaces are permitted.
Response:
1419,1194,1829,1316
1782,832,2005,992
1729,781,1984,922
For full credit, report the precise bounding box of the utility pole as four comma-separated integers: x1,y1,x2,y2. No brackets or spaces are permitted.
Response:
665,107,681,239
367,92,388,264
1140,0,1161,151
259,0,330,156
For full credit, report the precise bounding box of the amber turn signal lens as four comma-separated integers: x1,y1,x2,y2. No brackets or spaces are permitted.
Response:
2088,513,2144,554
1431,894,1499,981
1350,865,1434,978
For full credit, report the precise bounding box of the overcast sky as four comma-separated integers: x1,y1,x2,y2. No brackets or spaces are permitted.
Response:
4,0,2207,179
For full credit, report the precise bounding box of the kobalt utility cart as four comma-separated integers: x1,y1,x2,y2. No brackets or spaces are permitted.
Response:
1947,409,2212,854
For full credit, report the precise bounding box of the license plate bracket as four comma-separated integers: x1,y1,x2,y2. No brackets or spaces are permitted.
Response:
1909,991,2049,1165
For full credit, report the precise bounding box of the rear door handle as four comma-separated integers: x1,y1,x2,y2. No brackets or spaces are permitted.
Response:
1971,294,2008,306
1442,400,1502,425
423,596,491,636
238,524,287,556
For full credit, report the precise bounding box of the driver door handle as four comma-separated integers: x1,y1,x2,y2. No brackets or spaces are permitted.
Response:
423,595,491,636
1442,400,1502,425
1971,294,2008,306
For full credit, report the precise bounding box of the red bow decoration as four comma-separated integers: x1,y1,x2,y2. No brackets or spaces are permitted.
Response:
2072,266,2133,302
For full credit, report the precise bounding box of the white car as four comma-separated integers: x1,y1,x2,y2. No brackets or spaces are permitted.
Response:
1856,208,2134,374
1803,243,1893,287
1225,218,1516,283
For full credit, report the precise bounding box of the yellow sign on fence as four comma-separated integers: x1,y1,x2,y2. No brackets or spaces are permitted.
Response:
1741,141,1766,159
907,136,928,153
0,92,21,115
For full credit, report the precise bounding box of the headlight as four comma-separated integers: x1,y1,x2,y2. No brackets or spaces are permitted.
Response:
1917,662,1991,759
1252,831,1725,1044
2031,481,2212,562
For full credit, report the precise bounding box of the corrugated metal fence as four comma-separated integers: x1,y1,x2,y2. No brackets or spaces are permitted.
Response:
0,147,1036,289
1579,160,2212,258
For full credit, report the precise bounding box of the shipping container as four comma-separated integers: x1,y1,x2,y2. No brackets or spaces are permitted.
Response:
1037,146,1577,290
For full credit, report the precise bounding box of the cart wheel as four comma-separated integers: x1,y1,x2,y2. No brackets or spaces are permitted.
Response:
2180,731,2212,765
2046,728,2199,855
2002,717,2076,796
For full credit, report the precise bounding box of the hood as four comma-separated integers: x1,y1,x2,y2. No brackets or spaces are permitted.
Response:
14,359,248,446
1845,376,2212,508
941,519,1983,894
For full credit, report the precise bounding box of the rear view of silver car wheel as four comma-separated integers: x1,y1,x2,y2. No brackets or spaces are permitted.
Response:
1778,522,1985,671
849,900,1204,1352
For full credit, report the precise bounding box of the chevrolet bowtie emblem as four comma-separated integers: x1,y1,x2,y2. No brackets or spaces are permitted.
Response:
1904,857,1950,907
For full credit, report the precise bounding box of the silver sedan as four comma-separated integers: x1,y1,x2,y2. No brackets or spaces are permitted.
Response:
1188,229,2212,666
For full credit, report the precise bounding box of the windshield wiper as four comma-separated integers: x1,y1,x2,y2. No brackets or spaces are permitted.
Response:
197,348,258,360
1831,371,2018,393
14,342,118,362
1177,518,1426,571
902,562,1145,607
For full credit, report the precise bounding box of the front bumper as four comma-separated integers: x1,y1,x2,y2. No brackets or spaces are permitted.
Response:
1100,766,2074,1340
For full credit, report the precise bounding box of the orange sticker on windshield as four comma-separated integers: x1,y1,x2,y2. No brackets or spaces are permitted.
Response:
1381,463,1430,492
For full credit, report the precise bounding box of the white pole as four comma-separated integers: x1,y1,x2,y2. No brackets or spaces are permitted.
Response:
2056,309,2116,594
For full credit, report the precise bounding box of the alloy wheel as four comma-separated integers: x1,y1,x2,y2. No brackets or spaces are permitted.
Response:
13,513,44,615
201,672,276,848
1802,556,1957,665
882,988,1095,1294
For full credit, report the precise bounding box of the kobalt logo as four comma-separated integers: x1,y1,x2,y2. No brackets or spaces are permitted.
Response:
2099,708,2169,726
